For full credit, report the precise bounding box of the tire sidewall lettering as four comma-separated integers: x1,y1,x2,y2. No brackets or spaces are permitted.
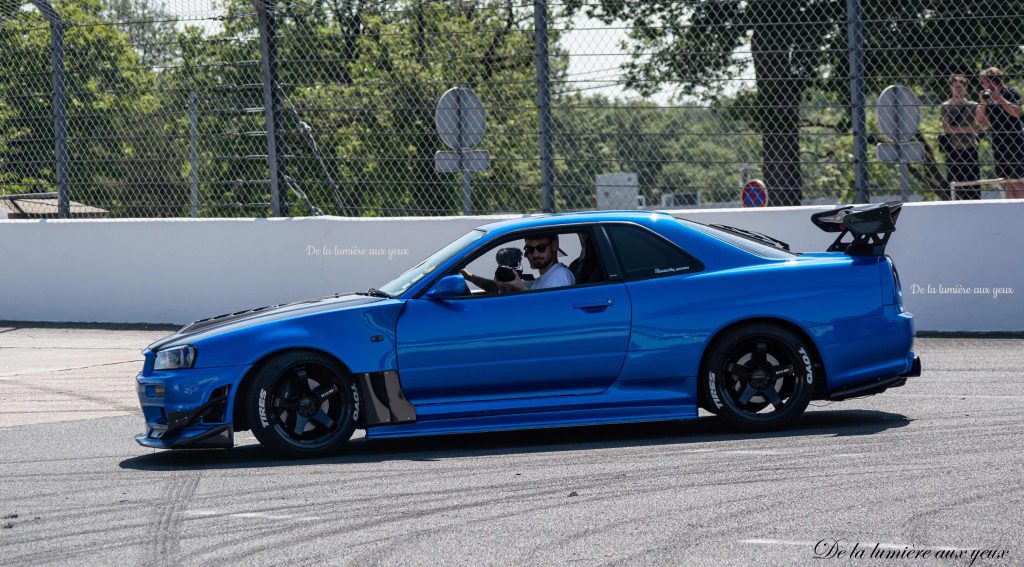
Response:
708,371,724,409
350,383,360,421
798,346,814,385
258,388,270,427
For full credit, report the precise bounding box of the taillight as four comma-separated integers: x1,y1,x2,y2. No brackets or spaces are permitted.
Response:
890,257,903,307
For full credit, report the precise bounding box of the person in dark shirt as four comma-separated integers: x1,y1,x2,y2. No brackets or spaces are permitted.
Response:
941,75,981,200
977,67,1024,198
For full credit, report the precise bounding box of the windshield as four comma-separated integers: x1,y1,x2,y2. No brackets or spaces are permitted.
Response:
378,229,486,297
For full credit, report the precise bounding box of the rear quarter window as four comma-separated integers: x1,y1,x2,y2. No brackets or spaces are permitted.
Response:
677,219,796,259
606,225,702,281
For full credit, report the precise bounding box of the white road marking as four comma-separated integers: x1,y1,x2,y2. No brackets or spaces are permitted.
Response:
186,510,322,522
886,394,1024,400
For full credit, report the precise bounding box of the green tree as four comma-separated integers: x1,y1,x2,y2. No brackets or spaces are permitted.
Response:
165,0,542,216
0,0,164,213
105,0,177,65
554,94,762,208
562,0,1024,204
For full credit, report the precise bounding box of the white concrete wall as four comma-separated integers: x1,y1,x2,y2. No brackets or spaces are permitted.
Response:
0,216,502,325
675,200,1023,333
1,201,1021,331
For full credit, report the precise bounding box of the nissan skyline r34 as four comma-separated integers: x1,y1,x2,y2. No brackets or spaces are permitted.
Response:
136,204,921,457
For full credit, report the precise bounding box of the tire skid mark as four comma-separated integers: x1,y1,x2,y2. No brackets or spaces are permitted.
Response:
0,481,219,524
358,475,793,566
184,481,607,562
132,440,1011,556
145,471,201,566
177,445,963,562
376,444,1015,560
0,496,169,528
194,460,784,563
511,478,808,565
902,480,1024,544
3,538,140,566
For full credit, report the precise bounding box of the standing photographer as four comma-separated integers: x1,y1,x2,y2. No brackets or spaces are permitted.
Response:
977,67,1024,198
941,75,981,200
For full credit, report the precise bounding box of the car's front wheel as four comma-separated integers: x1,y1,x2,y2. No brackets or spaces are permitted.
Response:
245,351,359,458
701,324,815,430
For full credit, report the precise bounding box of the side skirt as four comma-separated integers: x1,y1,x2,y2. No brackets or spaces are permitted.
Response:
365,376,697,439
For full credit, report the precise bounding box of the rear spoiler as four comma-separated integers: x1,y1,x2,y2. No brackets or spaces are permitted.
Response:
811,202,902,256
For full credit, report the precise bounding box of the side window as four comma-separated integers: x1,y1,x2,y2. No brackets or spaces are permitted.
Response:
605,225,701,281
459,231,593,295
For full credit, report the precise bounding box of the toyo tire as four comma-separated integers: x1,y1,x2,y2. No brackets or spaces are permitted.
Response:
701,323,816,431
244,350,360,458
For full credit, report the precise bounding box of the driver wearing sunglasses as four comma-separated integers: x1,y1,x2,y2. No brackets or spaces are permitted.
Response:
461,233,575,293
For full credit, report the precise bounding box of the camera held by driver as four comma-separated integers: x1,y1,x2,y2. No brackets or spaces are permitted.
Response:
493,247,535,284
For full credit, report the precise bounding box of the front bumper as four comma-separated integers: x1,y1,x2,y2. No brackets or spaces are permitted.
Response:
136,424,234,449
136,362,251,450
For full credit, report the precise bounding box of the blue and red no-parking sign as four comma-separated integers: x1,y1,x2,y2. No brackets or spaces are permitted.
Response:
742,179,768,207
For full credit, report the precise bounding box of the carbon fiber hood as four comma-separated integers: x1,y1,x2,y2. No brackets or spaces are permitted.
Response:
147,293,384,352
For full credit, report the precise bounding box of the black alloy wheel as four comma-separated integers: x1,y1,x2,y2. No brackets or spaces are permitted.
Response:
702,324,815,430
246,351,359,458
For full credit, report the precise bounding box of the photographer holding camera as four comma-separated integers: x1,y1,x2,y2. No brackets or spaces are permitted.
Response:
977,67,1024,198
461,233,575,293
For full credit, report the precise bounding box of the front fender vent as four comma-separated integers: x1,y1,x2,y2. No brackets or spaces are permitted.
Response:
202,385,230,424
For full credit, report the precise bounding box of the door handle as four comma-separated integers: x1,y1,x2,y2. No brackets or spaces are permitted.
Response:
573,298,614,311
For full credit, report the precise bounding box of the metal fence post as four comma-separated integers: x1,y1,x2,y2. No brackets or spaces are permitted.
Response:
188,92,200,217
30,1,69,218
534,0,554,213
847,0,870,203
254,0,289,217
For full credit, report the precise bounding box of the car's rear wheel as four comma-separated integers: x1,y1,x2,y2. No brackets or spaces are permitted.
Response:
701,324,815,430
245,351,359,458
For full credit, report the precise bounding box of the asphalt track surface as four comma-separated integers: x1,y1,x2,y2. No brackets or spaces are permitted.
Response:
0,326,1021,566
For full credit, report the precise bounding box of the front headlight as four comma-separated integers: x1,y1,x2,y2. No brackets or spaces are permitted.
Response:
154,345,197,371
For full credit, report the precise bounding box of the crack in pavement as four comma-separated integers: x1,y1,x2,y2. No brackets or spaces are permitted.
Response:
0,360,141,379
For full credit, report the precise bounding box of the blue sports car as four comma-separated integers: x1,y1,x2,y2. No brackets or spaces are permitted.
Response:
136,204,920,457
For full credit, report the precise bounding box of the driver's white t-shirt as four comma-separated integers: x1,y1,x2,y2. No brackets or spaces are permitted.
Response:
526,262,575,290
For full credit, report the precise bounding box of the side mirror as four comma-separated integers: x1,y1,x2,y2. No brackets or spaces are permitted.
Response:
424,274,467,300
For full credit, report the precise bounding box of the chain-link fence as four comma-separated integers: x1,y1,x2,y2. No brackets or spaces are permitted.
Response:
2,0,1024,217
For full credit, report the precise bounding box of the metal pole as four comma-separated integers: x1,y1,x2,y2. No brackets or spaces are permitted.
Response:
188,92,200,217
847,0,869,203
534,0,554,213
255,0,288,217
456,86,471,215
31,1,69,218
460,169,472,215
894,83,910,202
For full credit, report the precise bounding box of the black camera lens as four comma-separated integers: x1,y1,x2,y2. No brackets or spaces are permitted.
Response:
495,266,516,282
495,247,523,268
983,89,992,99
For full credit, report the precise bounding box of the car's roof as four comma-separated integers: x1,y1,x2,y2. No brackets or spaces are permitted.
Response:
476,210,676,234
